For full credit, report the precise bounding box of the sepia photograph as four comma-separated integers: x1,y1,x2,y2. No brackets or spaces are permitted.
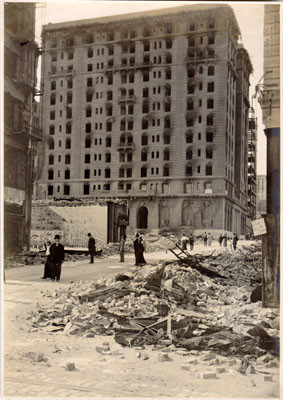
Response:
2,0,280,398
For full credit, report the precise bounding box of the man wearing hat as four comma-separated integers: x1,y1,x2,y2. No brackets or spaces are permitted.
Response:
50,234,65,281
87,233,96,263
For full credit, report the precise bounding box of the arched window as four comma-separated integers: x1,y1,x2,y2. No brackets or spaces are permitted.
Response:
163,164,170,177
142,117,149,130
137,206,148,229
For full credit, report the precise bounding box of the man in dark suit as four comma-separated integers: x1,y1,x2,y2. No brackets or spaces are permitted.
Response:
88,233,96,263
50,235,65,281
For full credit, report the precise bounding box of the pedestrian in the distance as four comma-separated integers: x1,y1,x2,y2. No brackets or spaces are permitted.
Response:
207,232,212,246
181,233,188,250
50,235,65,281
232,233,239,251
203,232,208,246
87,233,96,264
119,234,126,262
41,240,52,279
139,236,146,265
223,233,228,247
218,234,223,247
134,233,140,266
189,234,194,251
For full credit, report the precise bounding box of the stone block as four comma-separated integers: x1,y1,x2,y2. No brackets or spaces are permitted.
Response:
196,372,217,379
216,367,226,373
264,375,272,382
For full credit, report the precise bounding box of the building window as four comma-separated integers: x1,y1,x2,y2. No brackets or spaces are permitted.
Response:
143,88,149,98
66,107,72,119
186,115,194,127
141,167,147,177
141,134,148,146
64,185,70,195
186,165,192,176
207,82,214,92
49,125,55,135
105,136,111,147
83,122,91,134
143,70,149,82
186,132,193,143
206,148,213,159
207,99,214,109
86,92,93,102
87,64,93,72
189,23,195,31
50,94,56,105
65,138,71,149
186,148,193,160
165,68,171,80
107,91,113,101
187,98,194,111
48,185,53,195
197,166,201,173
163,165,169,177
85,136,91,148
67,79,73,89
50,81,56,90
206,131,213,142
207,115,214,126
166,38,172,49
106,122,112,132
84,184,90,195
50,111,55,120
119,168,125,178
48,169,54,180
208,65,215,76
65,169,70,179
66,123,72,134
208,18,215,29
88,48,93,58
65,154,71,164
206,165,212,175
48,154,54,165
187,67,195,78
85,154,90,163
87,77,93,87
142,118,148,130
163,134,170,145
86,106,92,118
163,148,170,161
208,33,215,45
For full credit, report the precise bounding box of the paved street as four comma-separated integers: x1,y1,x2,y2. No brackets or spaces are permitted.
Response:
5,250,177,283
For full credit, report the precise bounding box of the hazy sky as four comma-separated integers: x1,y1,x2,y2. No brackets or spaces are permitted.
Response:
35,1,266,175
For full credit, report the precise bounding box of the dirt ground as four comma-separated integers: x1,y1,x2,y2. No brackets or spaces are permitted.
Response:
3,245,280,398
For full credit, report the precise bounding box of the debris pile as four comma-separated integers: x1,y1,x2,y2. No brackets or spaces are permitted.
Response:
29,244,279,358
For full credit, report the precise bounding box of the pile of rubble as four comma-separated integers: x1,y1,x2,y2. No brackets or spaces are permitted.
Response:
29,244,279,359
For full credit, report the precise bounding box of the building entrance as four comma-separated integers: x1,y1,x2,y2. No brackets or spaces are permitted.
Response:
137,206,148,229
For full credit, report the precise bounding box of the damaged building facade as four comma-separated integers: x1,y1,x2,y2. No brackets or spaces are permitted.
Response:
37,4,253,235
4,3,41,254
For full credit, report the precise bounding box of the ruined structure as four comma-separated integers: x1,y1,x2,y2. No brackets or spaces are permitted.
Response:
4,3,41,254
37,4,252,235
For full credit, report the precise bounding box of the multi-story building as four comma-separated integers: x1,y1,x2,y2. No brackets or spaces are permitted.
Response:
4,3,41,254
37,4,252,235
256,175,267,218
259,5,280,307
247,107,257,222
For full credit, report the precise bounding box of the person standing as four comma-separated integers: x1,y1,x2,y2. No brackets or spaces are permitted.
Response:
50,235,64,281
41,240,52,279
189,234,195,251
218,234,223,247
87,233,96,264
203,232,208,246
232,233,239,251
139,236,146,265
223,233,228,247
181,233,188,250
134,233,140,266
119,235,126,262
207,232,212,246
